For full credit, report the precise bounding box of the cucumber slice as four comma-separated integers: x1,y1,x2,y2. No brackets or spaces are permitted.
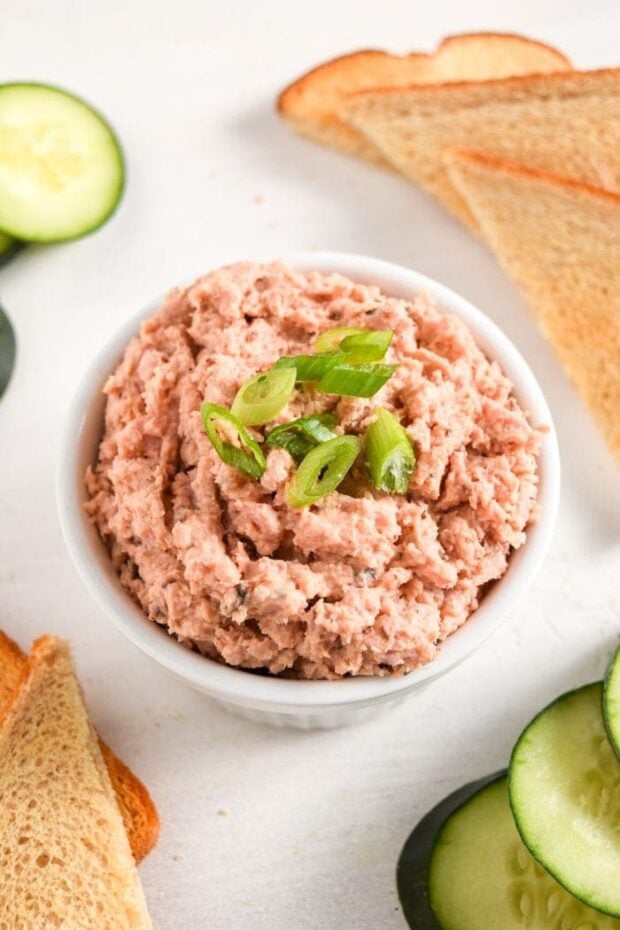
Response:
0,83,124,242
397,772,501,929
604,648,620,758
510,683,620,917
428,775,619,930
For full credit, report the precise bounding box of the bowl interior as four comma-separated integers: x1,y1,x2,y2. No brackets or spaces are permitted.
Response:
57,252,560,709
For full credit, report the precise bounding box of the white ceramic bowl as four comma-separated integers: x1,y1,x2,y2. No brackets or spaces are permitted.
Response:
57,252,560,729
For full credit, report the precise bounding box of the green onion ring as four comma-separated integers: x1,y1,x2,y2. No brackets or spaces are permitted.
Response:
265,413,338,461
201,403,266,478
314,326,366,353
286,435,361,508
365,407,414,494
231,367,296,426
340,329,393,363
317,362,397,398
272,353,343,382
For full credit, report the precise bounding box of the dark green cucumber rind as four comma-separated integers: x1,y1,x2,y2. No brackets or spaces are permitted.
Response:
0,238,24,268
0,83,125,243
0,231,15,257
397,771,505,930
0,303,17,400
508,681,619,918
604,648,620,759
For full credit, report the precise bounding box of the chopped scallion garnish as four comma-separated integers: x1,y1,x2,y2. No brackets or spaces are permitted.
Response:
340,329,393,363
317,362,397,398
265,413,338,461
273,353,343,382
286,435,361,508
231,367,296,426
314,326,366,353
314,326,393,362
201,403,266,478
365,407,414,494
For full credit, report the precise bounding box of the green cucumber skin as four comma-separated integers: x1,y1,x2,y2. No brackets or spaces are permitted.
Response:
509,682,620,918
397,772,504,930
428,774,619,930
604,648,620,759
0,83,125,243
0,229,16,256
0,235,23,268
0,303,17,401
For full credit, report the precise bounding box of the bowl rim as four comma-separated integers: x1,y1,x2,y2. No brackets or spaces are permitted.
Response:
56,251,560,710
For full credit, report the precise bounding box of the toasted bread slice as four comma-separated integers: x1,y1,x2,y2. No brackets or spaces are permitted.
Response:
0,631,159,863
344,68,620,229
278,33,571,163
0,636,153,928
0,630,27,717
446,150,620,455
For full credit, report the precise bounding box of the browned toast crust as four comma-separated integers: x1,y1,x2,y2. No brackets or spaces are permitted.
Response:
436,31,571,65
278,33,572,167
278,32,571,114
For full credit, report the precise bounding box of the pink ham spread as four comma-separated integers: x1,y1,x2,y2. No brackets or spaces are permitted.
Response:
85,261,541,679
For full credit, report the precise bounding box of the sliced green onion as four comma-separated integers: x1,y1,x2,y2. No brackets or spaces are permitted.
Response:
231,367,296,426
265,413,338,461
272,356,297,370
286,435,361,508
314,326,366,353
340,329,393,363
317,362,398,398
365,407,414,494
273,353,343,382
201,403,266,478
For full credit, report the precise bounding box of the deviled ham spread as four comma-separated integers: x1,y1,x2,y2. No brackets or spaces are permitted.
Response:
86,262,541,679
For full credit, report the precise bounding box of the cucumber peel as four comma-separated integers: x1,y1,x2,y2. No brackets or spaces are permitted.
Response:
509,683,620,917
0,303,16,400
0,229,15,255
604,648,620,758
427,775,619,930
0,229,19,266
397,773,501,929
0,83,124,242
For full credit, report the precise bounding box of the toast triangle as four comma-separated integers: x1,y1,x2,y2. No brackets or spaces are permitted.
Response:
0,630,159,863
445,149,620,455
344,68,620,229
278,32,571,164
0,636,153,928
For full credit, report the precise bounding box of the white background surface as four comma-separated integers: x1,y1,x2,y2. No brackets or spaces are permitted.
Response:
1,2,619,927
